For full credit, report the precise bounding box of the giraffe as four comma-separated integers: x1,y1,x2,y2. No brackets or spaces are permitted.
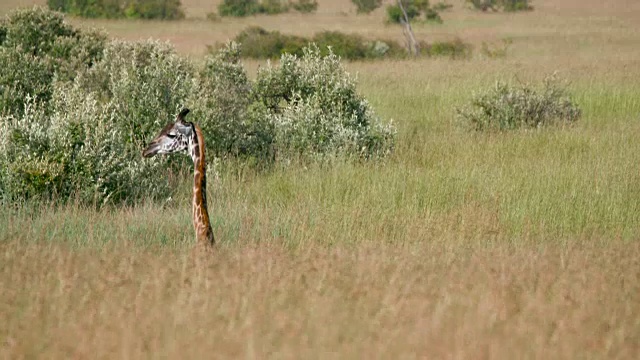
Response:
142,108,214,248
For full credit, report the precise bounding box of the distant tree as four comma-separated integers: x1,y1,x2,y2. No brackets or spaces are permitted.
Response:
387,0,441,23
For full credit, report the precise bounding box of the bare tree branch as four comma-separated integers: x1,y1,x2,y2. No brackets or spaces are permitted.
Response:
397,0,419,56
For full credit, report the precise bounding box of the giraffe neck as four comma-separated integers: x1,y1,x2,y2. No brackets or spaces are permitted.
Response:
188,124,214,246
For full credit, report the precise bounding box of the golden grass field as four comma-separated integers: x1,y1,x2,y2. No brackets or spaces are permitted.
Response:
1,0,640,358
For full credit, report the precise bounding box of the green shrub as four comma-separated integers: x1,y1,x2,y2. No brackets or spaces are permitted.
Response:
75,40,194,146
0,7,106,115
124,0,185,19
255,45,395,158
466,0,532,12
312,31,369,59
0,40,193,204
0,8,395,204
218,0,299,16
218,0,259,16
466,0,493,11
386,3,420,23
387,0,441,23
189,42,273,161
47,0,121,18
230,26,306,59
194,42,395,161
0,99,50,201
222,26,409,60
259,0,289,14
424,7,442,22
0,49,53,116
501,0,532,11
48,0,185,19
291,0,318,13
2,6,74,54
456,75,581,131
352,0,382,14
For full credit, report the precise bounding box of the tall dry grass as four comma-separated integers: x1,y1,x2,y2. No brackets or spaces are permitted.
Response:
2,0,640,358
2,239,639,358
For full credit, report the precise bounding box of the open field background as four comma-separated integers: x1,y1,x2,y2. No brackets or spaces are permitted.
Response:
1,0,640,358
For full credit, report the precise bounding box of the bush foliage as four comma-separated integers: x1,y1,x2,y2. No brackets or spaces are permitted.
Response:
0,8,394,204
0,7,106,116
456,75,581,131
218,0,317,17
466,0,532,12
1,40,192,204
47,0,185,19
255,45,395,157
291,0,318,13
386,0,442,23
232,26,307,59
351,0,382,14
220,26,466,60
189,42,273,161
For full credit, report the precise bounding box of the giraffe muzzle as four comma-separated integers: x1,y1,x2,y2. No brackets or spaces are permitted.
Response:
142,142,160,158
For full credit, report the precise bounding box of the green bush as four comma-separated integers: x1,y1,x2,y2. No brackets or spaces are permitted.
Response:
231,26,306,59
124,0,185,19
424,7,442,22
466,0,532,12
501,0,532,11
466,0,493,11
2,6,74,54
259,0,289,14
456,75,581,131
255,45,395,157
221,26,409,60
218,0,311,17
0,49,53,116
0,40,193,204
218,0,259,16
47,0,185,19
0,7,106,116
189,42,274,161
194,42,395,161
387,0,440,23
351,0,382,14
292,0,318,13
47,0,121,18
313,31,369,59
386,3,420,23
0,8,395,205
75,40,194,146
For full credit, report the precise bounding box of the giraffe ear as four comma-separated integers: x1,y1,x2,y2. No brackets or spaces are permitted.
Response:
177,108,190,122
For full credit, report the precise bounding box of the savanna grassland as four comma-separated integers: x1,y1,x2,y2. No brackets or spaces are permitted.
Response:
2,0,640,358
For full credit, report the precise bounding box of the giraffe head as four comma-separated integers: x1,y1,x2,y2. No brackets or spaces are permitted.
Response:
142,108,193,158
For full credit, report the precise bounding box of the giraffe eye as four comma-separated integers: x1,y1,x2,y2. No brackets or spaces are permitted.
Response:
167,133,177,138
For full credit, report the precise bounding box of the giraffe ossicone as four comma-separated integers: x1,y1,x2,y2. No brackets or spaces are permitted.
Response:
143,108,215,247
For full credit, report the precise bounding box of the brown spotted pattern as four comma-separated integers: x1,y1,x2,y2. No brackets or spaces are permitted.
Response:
142,109,214,248
189,124,214,246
